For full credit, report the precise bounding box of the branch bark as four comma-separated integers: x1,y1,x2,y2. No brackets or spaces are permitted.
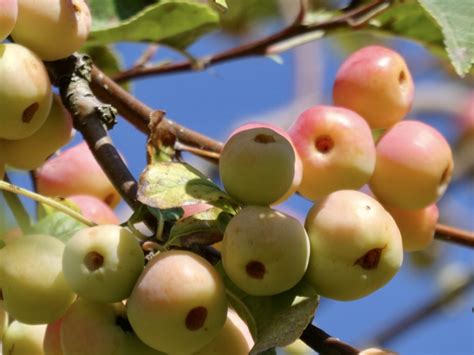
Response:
300,324,361,355
435,223,474,248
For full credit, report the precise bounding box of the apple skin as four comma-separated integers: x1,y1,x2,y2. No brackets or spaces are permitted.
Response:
43,318,63,355
0,234,76,324
0,302,8,340
219,122,302,206
11,0,91,61
382,203,439,252
61,298,164,355
194,308,254,355
0,43,53,140
333,45,414,129
62,225,144,303
0,0,17,40
2,321,47,355
222,206,310,296
127,250,228,354
68,195,120,225
3,94,74,170
305,190,403,301
288,105,376,201
36,141,121,207
369,120,453,209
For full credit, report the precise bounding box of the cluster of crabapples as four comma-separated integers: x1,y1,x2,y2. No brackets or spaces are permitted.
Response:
219,45,452,301
0,6,455,351
0,0,91,178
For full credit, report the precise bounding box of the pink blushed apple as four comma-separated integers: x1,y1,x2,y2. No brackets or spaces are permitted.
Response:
289,105,376,201
333,45,414,129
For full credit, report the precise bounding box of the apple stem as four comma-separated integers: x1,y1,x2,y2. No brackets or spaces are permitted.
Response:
1,173,32,233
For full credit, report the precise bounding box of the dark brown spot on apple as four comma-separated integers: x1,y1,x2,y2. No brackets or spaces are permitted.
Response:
22,102,39,123
185,306,207,331
315,135,334,153
398,70,406,86
354,247,385,270
246,260,266,279
84,251,104,271
104,193,115,206
254,134,275,144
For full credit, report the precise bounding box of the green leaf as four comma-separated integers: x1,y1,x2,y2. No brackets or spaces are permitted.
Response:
30,212,87,243
167,207,232,247
216,263,319,353
138,162,235,210
88,0,158,31
87,1,219,49
417,0,473,76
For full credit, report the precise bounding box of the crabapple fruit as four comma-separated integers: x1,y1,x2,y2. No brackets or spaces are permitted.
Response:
3,95,74,170
127,250,228,354
68,195,120,225
305,190,403,301
222,206,310,296
219,123,302,205
61,298,163,355
11,0,92,61
0,43,52,140
43,318,63,355
0,0,17,40
288,105,376,200
2,321,47,355
369,120,453,209
62,225,144,303
194,308,254,355
333,45,414,129
0,234,75,324
383,203,439,252
36,141,121,207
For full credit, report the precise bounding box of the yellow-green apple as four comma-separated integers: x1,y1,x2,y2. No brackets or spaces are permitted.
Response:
62,225,144,303
222,206,310,296
305,190,403,301
288,105,376,201
219,123,302,205
0,234,75,324
68,195,120,225
36,141,121,207
0,43,52,140
283,339,311,355
2,321,47,355
127,250,228,354
194,308,254,355
369,120,453,209
0,0,17,40
333,45,414,129
3,94,74,170
61,298,163,355
11,0,91,61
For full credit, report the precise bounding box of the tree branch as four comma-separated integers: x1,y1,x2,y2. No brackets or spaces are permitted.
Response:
435,223,474,248
45,55,140,210
367,272,474,346
300,324,360,355
112,0,392,82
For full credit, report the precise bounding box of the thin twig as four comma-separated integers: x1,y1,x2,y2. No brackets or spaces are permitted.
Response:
300,324,360,355
112,0,392,82
435,223,474,248
132,44,159,68
1,174,32,233
0,179,95,227
368,272,474,346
